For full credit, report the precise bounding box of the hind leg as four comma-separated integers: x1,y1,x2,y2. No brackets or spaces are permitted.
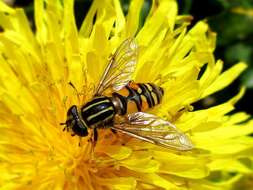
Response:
111,128,117,134
93,128,98,145
89,128,98,160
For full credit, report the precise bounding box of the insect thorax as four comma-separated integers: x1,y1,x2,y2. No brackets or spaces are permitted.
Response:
81,96,115,128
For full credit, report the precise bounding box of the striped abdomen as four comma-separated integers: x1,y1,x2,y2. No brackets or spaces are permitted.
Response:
112,82,164,115
81,96,115,128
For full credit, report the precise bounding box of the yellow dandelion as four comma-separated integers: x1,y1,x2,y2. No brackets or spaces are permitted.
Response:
0,0,253,190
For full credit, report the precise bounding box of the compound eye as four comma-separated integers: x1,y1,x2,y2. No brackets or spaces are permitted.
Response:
66,105,78,122
67,105,77,116
67,108,73,118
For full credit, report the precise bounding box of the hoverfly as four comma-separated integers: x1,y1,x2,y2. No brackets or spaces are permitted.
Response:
61,38,193,151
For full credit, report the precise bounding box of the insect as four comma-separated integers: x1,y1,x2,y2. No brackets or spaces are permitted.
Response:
61,38,193,151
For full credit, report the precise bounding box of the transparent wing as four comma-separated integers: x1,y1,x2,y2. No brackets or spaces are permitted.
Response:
95,38,138,95
112,112,194,151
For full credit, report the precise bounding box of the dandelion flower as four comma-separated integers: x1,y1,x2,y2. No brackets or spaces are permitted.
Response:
0,0,253,189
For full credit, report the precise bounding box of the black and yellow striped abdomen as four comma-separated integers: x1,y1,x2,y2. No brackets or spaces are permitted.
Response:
81,96,115,128
112,82,164,115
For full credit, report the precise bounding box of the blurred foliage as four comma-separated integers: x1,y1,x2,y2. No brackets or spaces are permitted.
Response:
12,0,253,115
180,0,253,115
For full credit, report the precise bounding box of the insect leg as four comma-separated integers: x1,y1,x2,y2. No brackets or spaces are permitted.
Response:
111,128,117,134
171,105,193,121
78,137,82,147
88,129,98,160
93,128,98,142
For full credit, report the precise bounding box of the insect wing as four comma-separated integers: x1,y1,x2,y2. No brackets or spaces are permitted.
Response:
95,38,138,95
112,112,194,151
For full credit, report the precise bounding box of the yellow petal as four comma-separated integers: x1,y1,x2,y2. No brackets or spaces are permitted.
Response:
96,176,137,190
120,151,160,173
193,136,253,154
97,145,132,160
137,0,177,46
0,1,14,14
202,62,247,97
124,0,144,37
209,159,252,173
153,151,209,179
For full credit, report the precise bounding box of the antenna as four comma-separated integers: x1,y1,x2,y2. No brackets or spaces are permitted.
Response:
68,81,81,103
